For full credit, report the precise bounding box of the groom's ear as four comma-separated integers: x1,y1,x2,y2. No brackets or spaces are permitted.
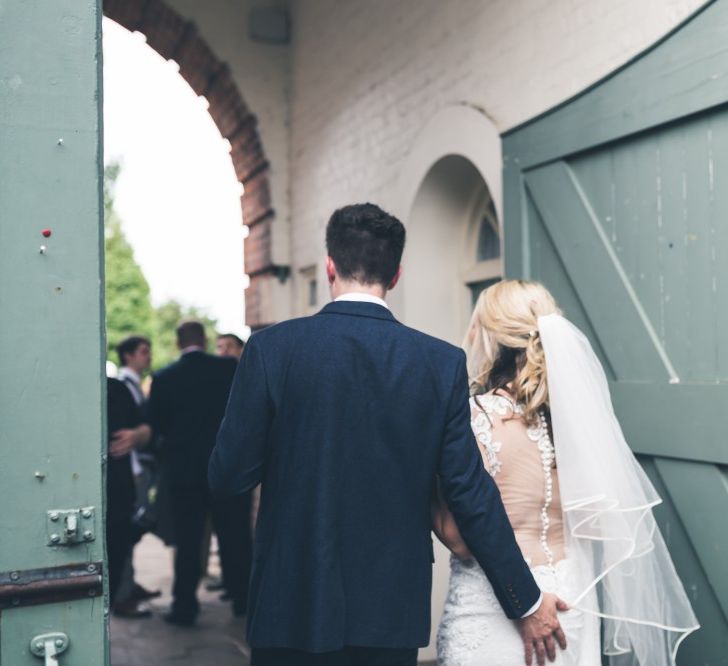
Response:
387,266,402,291
325,256,337,284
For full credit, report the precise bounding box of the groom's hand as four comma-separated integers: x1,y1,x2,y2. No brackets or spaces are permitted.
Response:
518,592,568,666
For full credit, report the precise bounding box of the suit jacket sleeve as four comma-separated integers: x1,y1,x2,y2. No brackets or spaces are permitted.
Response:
145,372,167,438
437,350,541,619
209,335,272,496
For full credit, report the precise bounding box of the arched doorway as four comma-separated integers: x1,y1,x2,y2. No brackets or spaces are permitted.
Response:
103,0,276,329
404,155,502,345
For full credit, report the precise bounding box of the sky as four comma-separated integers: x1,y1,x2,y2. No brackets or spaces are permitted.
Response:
103,18,249,337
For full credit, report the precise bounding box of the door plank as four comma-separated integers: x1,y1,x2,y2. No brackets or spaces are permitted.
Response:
524,161,677,382
641,458,728,663
611,382,728,465
654,458,728,621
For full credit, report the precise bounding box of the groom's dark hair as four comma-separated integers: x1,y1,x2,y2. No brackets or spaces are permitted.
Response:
325,203,406,287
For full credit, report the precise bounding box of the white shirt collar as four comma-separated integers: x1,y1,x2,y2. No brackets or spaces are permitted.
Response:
334,292,389,310
117,366,141,385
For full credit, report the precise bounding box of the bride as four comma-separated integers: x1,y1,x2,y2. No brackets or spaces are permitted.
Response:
434,280,699,665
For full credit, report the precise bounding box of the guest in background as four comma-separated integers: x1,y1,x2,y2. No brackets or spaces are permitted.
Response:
113,336,162,616
106,378,151,606
147,321,239,626
208,332,254,613
216,333,245,360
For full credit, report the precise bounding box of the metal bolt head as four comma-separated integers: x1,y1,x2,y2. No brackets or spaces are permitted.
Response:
83,530,93,541
49,512,59,521
55,639,64,648
87,563,96,573
50,534,60,544
57,138,64,146
35,641,44,650
10,571,19,581
39,245,47,254
88,588,96,597
81,508,92,519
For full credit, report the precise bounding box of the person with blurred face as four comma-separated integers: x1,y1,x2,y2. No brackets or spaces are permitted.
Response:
147,321,246,625
216,333,245,360
112,335,159,618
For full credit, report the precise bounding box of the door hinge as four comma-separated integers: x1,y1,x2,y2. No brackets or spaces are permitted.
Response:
47,507,96,546
0,562,103,610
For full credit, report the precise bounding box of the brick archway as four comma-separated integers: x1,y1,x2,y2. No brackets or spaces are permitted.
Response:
104,0,275,329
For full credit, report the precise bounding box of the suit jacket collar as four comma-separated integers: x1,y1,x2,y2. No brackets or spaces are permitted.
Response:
318,300,397,322
178,349,206,363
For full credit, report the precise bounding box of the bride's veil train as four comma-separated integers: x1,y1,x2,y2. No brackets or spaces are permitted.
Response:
537,314,699,665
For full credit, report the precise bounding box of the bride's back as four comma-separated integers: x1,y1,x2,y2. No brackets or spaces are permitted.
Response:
470,391,565,569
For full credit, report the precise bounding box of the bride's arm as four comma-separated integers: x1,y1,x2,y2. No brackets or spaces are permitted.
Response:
431,484,472,559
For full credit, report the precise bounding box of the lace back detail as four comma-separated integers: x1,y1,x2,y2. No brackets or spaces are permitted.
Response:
470,393,522,477
471,394,557,570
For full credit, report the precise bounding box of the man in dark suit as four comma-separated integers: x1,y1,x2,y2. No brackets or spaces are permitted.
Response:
147,321,238,625
209,204,566,666
106,377,151,604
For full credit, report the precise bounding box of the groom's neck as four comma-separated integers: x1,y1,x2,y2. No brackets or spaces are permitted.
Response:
330,278,387,301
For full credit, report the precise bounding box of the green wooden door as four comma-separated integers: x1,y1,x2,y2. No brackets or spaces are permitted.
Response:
0,1,107,664
503,2,728,663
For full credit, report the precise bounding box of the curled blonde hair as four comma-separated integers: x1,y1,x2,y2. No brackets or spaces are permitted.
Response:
464,280,561,425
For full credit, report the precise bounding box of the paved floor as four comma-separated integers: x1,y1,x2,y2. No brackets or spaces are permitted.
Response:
110,534,249,665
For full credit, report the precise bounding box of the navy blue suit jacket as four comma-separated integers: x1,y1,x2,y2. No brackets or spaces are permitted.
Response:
148,351,237,489
209,301,539,651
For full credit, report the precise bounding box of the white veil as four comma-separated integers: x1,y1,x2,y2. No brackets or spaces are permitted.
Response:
537,313,699,664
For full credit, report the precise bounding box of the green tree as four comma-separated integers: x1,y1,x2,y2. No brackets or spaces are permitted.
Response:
104,162,155,361
104,161,219,372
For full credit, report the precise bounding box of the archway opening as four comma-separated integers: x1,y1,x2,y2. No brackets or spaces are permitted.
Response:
103,0,276,331
101,6,273,661
103,17,246,360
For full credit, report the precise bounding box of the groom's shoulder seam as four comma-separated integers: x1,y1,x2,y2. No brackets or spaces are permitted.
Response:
398,323,462,355
249,312,326,340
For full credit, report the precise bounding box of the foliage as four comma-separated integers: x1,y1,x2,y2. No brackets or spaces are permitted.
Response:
104,161,218,372
104,162,156,360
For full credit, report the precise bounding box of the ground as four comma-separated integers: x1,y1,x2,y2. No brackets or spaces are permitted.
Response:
110,534,250,665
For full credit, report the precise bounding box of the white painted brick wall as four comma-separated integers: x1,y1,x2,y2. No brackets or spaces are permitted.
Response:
289,0,706,297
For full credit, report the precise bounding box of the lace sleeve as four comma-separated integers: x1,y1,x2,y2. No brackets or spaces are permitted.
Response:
469,394,517,476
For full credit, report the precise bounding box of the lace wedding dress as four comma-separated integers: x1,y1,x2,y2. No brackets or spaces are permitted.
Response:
437,393,601,665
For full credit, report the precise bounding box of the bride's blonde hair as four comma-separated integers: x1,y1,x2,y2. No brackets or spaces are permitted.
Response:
464,279,561,425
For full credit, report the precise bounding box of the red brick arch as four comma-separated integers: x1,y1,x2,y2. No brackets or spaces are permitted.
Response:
104,0,276,329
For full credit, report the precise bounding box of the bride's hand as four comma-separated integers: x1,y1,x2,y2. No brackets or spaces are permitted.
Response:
518,592,568,666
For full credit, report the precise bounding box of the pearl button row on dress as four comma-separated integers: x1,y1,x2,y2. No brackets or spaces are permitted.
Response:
537,411,556,571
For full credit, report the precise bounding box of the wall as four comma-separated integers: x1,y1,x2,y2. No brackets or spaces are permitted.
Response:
289,0,707,320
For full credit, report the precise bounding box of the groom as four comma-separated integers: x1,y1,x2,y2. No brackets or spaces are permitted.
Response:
209,203,566,666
